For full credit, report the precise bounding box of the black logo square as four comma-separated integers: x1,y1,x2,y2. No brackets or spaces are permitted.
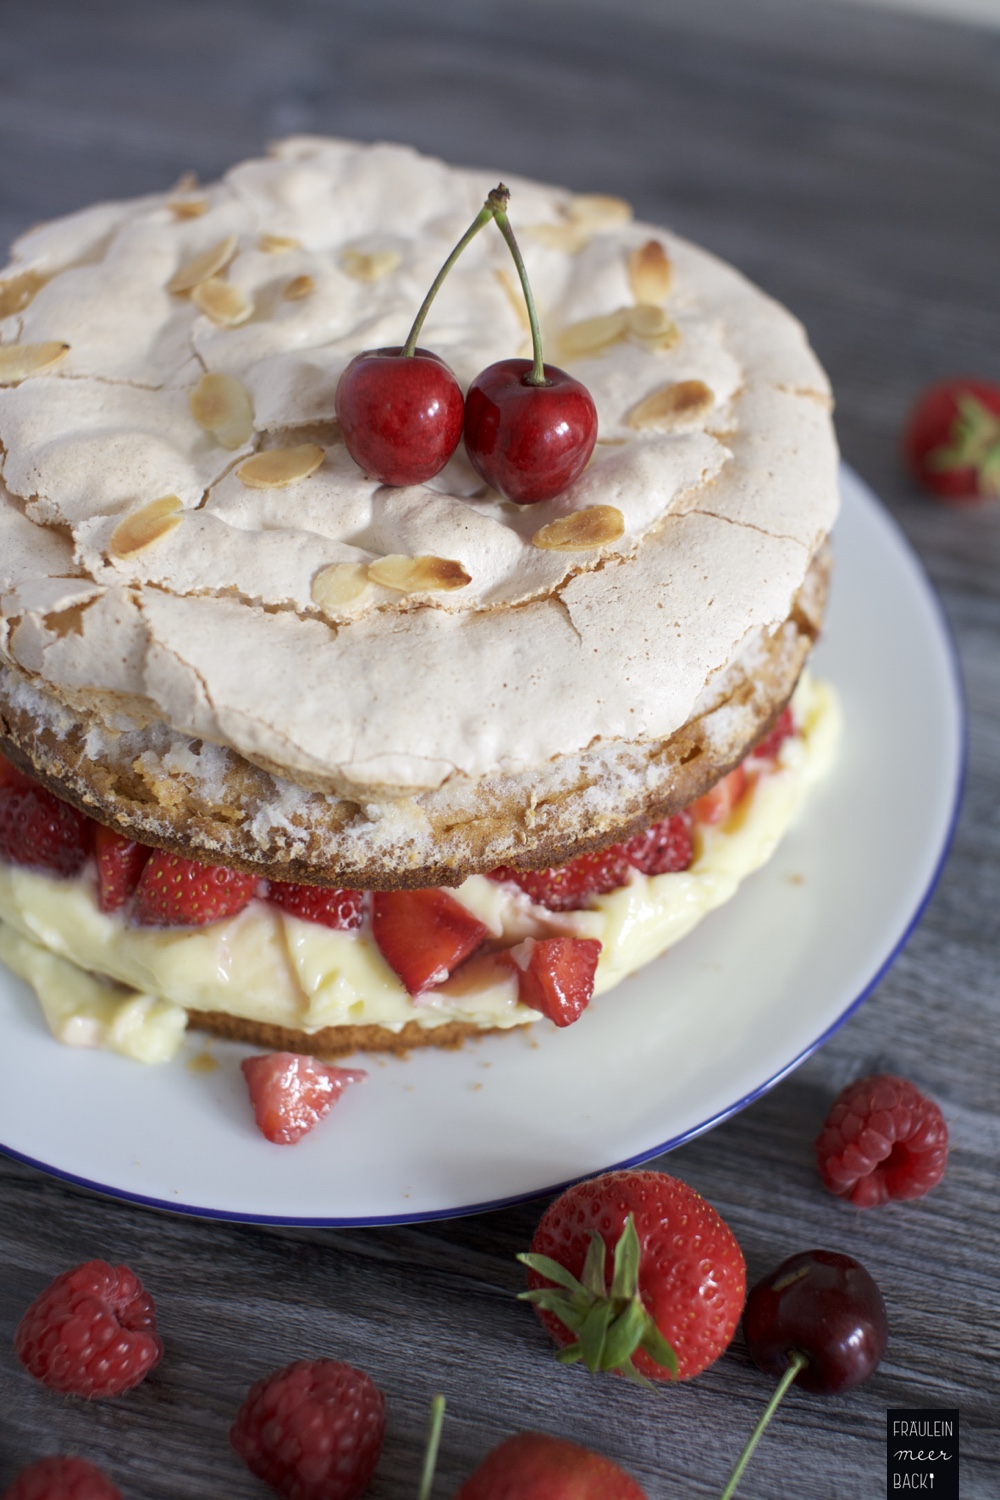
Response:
887,1408,959,1497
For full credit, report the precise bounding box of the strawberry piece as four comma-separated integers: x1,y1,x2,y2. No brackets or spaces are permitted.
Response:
371,888,488,994
511,936,601,1028
454,1432,649,1500
488,846,631,911
621,811,693,875
133,850,257,927
689,764,747,825
241,1053,367,1145
521,1168,746,1382
266,879,364,930
903,378,1000,501
0,753,91,877
94,825,152,913
751,705,795,762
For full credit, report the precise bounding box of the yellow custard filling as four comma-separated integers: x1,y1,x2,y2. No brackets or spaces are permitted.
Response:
0,676,839,1064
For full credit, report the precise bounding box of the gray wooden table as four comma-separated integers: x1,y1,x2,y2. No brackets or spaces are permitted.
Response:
1,0,998,1495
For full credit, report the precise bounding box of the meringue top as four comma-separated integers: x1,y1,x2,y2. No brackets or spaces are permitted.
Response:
0,137,838,797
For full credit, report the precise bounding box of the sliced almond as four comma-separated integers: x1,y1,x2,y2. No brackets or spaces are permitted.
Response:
341,248,402,283
189,372,254,449
628,240,672,304
172,171,199,193
282,274,315,301
495,268,530,331
523,221,592,254
568,194,633,229
626,304,680,347
258,233,302,254
557,309,629,361
368,555,471,593
237,443,325,488
627,379,715,430
168,194,209,220
311,562,369,612
109,496,183,558
0,270,48,319
532,506,625,552
191,277,253,327
166,235,238,295
0,342,69,384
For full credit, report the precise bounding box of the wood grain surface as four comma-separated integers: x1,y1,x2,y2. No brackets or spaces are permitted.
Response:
1,1,999,1495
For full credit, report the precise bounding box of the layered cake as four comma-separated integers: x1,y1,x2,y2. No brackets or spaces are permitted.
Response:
0,138,840,1065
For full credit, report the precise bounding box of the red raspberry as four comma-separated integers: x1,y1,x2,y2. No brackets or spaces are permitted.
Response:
15,1261,163,1398
2,1457,122,1500
230,1359,385,1500
815,1073,949,1207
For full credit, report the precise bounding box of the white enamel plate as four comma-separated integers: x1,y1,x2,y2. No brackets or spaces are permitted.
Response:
0,468,964,1224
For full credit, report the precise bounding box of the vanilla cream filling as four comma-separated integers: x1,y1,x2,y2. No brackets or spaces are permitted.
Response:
0,676,838,1064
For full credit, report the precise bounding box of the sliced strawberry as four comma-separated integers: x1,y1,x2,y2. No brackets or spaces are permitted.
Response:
750,706,795,762
94,824,152,913
266,880,364,930
241,1052,367,1145
0,754,91,877
622,811,693,875
488,846,632,912
371,888,488,995
511,936,602,1028
133,850,258,927
689,765,748,826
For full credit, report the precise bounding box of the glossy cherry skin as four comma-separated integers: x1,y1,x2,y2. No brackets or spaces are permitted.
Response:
335,346,465,486
743,1250,888,1395
464,358,598,504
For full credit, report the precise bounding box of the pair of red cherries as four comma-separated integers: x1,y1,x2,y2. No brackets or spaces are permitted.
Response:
334,186,598,505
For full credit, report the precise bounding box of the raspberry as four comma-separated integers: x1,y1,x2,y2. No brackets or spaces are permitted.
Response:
815,1073,949,1207
230,1359,385,1500
15,1261,163,1399
2,1457,123,1500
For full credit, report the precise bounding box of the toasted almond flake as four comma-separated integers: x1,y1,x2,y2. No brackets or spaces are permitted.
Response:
628,240,672,304
627,379,715,430
0,270,49,319
191,277,253,327
523,221,592,254
626,304,680,347
341,248,402,282
0,342,69,384
258,233,302,254
108,496,183,558
237,444,325,488
495,268,530,331
368,555,471,593
172,171,199,193
166,235,238,295
189,372,254,449
282,274,315,301
168,194,209,220
568,193,633,229
557,309,629,361
311,563,369,612
532,506,625,552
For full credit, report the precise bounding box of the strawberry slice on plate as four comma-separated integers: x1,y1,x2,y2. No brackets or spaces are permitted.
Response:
241,1053,367,1145
266,880,364,930
94,825,152,913
0,751,91,877
509,936,602,1028
371,888,488,995
133,850,258,927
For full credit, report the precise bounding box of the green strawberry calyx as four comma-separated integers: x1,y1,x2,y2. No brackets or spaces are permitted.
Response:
928,392,1000,495
517,1213,679,1387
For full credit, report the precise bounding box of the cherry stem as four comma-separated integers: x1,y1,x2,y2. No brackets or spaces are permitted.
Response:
400,190,507,358
491,202,548,386
416,1392,446,1500
717,1350,809,1500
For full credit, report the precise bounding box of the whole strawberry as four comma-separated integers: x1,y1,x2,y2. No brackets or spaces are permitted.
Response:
519,1169,745,1382
903,378,1000,500
230,1359,385,1500
2,1456,123,1500
15,1261,162,1399
454,1432,648,1500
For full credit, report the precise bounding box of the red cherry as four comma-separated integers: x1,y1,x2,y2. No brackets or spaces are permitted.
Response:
335,345,465,486
464,358,598,504
742,1249,888,1395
